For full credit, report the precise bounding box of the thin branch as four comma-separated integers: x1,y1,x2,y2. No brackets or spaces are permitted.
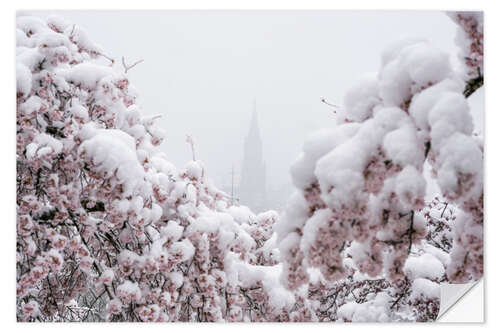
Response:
122,56,144,74
69,24,76,38
99,53,115,65
463,68,483,98
390,284,409,310
407,211,414,255
144,114,162,122
320,98,339,113
186,135,196,161
440,203,449,218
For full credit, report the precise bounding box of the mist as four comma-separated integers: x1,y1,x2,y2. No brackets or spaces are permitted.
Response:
30,10,461,211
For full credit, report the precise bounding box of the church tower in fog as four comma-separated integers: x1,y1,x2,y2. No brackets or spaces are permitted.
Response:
239,101,266,211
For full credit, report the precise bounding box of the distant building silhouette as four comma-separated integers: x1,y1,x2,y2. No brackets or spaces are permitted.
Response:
239,102,267,211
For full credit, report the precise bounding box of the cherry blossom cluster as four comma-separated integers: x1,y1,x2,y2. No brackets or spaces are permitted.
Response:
447,12,483,81
16,14,285,322
276,10,483,319
283,196,456,322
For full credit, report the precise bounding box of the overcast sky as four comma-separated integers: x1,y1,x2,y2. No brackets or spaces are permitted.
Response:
30,10,464,198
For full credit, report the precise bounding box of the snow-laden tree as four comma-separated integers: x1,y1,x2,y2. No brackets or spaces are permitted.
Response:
288,196,455,322
16,11,483,323
16,14,292,322
276,11,483,321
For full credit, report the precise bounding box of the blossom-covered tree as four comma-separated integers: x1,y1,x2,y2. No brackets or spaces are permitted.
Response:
16,14,289,322
275,11,483,321
16,11,483,323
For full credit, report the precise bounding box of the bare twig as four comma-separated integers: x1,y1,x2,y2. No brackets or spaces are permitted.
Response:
69,24,76,38
145,114,162,122
320,98,339,113
441,203,449,218
408,211,414,255
99,53,115,65
186,135,196,161
122,56,144,74
390,284,409,310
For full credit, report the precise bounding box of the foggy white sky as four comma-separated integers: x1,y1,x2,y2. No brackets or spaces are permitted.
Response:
32,10,460,196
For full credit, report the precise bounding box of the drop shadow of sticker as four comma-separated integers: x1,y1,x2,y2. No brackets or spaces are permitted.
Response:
436,279,483,322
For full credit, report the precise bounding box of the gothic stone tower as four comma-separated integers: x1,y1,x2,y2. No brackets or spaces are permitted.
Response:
239,102,266,211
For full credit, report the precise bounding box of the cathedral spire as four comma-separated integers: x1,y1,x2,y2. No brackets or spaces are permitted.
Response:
247,100,262,148
239,100,267,211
